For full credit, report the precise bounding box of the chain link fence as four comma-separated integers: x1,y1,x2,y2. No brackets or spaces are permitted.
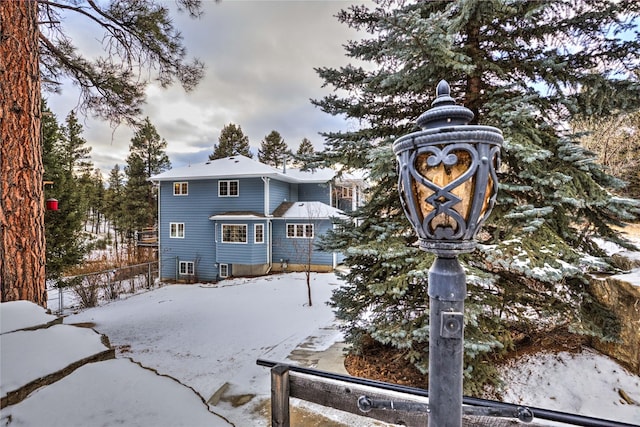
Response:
47,262,159,314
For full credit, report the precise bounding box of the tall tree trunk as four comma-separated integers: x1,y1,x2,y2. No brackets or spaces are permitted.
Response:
464,16,482,125
0,1,46,306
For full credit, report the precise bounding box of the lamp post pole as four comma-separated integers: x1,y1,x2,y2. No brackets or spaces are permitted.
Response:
428,256,466,426
393,80,503,427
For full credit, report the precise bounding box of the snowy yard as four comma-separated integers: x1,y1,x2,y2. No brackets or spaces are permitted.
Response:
64,271,640,425
2,271,639,426
63,272,348,426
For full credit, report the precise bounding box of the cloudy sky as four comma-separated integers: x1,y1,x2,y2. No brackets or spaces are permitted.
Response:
46,1,371,176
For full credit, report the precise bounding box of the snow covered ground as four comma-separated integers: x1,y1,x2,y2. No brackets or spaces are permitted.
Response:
2,271,639,426
62,273,347,426
500,349,640,424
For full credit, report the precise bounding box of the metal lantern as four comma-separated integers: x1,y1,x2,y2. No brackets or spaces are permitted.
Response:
393,80,503,427
393,80,502,256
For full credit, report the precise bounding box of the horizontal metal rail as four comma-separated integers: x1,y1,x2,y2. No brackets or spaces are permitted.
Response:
257,359,638,427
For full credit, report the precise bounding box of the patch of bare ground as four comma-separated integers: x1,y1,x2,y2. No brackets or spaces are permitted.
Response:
67,322,97,329
254,398,381,427
615,222,640,242
344,328,588,394
344,336,428,389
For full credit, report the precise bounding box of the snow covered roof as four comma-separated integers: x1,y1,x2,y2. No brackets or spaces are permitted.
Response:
208,211,265,220
149,155,336,184
272,201,346,220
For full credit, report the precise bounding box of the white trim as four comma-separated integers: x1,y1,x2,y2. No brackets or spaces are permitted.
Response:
179,261,194,275
221,223,248,244
169,222,185,238
219,263,229,278
254,223,265,244
209,214,264,220
157,182,162,278
218,179,239,197
286,223,314,238
173,181,188,196
262,176,270,216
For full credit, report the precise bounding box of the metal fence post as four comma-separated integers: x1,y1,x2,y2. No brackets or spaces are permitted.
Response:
428,256,466,427
58,285,63,314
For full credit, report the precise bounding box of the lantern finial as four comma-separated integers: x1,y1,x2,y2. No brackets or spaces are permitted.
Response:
416,80,474,130
432,80,455,106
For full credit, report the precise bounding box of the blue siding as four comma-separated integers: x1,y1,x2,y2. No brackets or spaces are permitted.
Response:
299,183,331,205
214,220,269,265
269,180,291,214
271,220,334,266
157,169,343,281
289,183,299,202
215,177,265,212
159,180,217,281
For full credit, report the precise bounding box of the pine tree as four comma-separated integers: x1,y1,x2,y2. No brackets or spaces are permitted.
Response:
83,170,105,234
124,155,152,244
209,123,253,160
42,102,87,281
60,111,95,232
123,118,171,243
105,164,126,253
60,111,92,176
294,137,315,166
1,0,204,305
573,111,640,199
258,130,290,168
314,0,640,393
1,1,45,305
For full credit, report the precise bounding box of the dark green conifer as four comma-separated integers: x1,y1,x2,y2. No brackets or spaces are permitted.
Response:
42,102,88,280
209,123,253,160
293,137,315,166
314,0,640,393
123,118,171,238
105,164,126,249
259,130,290,168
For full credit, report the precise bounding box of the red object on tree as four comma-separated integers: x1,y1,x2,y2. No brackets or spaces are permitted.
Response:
46,199,58,211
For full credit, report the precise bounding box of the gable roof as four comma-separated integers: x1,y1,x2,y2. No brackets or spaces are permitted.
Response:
149,155,335,184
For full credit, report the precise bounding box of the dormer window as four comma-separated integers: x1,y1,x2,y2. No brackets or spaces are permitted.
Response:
219,180,239,197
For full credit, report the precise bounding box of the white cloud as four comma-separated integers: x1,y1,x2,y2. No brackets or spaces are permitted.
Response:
46,1,371,175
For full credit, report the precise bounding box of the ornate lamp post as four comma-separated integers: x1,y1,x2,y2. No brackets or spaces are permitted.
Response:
393,80,503,427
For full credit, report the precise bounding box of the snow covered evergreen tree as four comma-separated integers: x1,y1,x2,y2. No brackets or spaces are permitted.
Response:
313,0,640,393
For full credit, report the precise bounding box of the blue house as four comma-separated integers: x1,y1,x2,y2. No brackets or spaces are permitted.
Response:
149,155,361,282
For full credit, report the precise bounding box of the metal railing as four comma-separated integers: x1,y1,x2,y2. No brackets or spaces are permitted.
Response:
256,359,638,427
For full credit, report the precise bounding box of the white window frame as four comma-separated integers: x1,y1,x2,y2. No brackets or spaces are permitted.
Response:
218,180,239,197
341,186,353,198
173,182,188,196
170,222,185,238
219,263,229,278
254,224,264,244
287,223,314,238
221,224,247,243
179,261,194,275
